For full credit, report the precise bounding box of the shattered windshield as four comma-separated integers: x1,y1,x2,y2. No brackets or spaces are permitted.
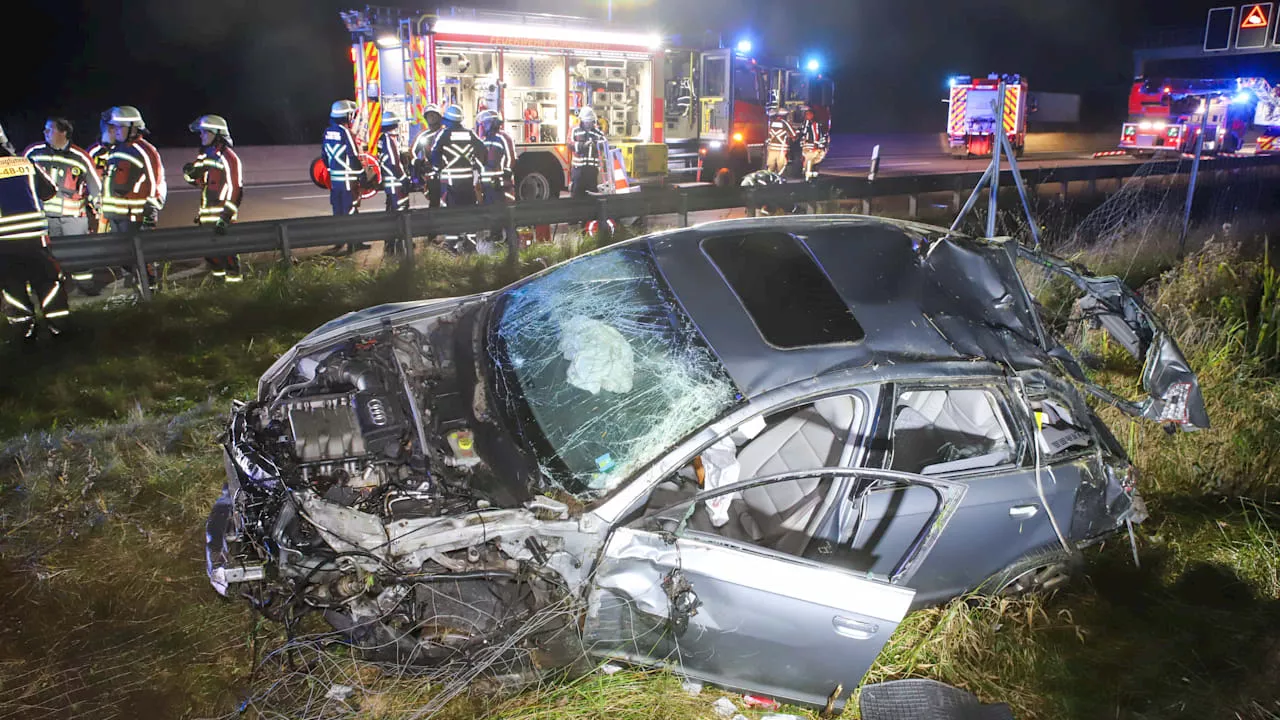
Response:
487,247,742,496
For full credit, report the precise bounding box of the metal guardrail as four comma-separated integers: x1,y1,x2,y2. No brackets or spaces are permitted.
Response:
51,152,1280,300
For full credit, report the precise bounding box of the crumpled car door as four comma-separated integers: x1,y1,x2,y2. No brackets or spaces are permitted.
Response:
582,468,965,710
1019,247,1209,431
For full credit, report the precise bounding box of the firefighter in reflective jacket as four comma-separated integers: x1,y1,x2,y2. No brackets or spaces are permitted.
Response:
765,106,797,174
570,107,606,197
86,115,111,233
378,112,410,213
477,109,515,254
23,117,100,239
378,111,411,255
101,106,165,289
184,115,244,282
322,99,368,253
799,106,829,181
429,104,486,208
0,123,70,340
411,103,445,211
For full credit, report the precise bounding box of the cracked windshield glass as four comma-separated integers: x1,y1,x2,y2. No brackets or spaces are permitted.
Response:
489,248,742,496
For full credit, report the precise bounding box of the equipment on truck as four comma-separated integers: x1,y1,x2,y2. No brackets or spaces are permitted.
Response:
945,74,1028,159
317,6,665,202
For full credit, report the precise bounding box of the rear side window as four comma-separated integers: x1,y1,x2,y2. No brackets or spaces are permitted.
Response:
702,232,865,348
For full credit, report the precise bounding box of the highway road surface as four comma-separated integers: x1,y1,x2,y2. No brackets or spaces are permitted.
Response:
153,132,1138,230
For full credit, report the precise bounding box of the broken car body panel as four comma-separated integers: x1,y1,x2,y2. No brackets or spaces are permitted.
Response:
205,216,1201,704
585,469,965,710
1017,246,1209,430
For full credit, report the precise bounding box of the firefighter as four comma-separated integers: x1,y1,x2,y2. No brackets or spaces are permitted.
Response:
184,115,244,282
23,118,100,239
765,105,796,174
0,122,71,341
323,99,369,253
429,104,486,208
570,107,606,198
411,103,444,211
476,109,515,254
377,111,411,255
86,114,112,233
100,106,165,290
799,105,830,181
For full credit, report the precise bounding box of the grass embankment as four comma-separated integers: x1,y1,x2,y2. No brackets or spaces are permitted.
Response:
2,228,1280,719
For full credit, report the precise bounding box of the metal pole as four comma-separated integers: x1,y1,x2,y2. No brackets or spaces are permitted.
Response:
1179,96,1211,257
131,234,151,301
949,163,996,232
987,82,1006,238
867,144,881,182
996,129,1042,249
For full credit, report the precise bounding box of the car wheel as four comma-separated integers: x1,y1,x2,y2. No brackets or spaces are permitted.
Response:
983,547,1081,598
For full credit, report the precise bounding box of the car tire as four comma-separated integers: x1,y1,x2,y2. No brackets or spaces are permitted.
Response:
981,546,1082,598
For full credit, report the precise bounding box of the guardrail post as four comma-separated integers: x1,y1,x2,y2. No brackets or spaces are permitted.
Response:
397,213,413,264
131,233,151,302
746,190,758,218
1058,181,1069,202
278,224,292,270
860,197,871,215
907,194,919,219
678,188,689,227
597,197,612,243
505,205,519,268
950,191,961,212
1087,174,1098,195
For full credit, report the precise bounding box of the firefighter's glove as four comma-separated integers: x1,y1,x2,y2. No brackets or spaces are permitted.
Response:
214,219,229,236
182,162,198,185
141,208,159,229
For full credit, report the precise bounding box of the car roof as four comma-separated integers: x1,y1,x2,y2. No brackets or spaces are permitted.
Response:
643,215,1051,399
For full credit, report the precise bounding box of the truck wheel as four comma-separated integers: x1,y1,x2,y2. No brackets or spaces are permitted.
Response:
516,171,553,201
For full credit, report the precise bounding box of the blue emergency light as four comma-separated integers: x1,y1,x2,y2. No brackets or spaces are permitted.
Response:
806,57,820,72
736,39,753,54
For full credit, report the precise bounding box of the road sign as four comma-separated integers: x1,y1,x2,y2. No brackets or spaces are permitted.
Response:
1205,6,1236,51
1237,3,1273,49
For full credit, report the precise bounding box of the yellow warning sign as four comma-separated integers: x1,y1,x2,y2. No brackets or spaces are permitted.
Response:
1243,4,1269,28
0,157,34,179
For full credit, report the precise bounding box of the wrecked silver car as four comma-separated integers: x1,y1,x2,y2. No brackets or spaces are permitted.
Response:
206,216,1206,708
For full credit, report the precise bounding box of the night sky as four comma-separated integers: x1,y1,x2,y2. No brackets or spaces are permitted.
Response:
0,0,1236,148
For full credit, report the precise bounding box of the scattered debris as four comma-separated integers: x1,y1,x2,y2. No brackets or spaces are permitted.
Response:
712,696,738,718
325,683,355,701
682,679,704,696
599,663,623,675
743,693,780,710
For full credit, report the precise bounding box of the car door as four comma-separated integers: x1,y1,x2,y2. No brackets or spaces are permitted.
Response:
841,383,1079,607
582,468,965,710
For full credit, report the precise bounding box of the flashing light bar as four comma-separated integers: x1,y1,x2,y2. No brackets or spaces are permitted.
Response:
432,18,662,49
737,39,753,54
376,34,400,49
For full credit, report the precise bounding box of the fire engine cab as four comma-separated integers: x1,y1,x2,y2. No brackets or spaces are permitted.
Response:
946,74,1028,159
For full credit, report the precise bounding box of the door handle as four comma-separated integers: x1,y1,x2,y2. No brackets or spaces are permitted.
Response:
1009,505,1039,519
832,615,878,640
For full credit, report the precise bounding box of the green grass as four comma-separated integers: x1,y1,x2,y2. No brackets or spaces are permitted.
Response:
4,225,1280,719
0,243,590,439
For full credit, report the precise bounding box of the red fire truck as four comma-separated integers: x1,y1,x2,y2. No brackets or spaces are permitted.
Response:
319,6,667,201
1117,77,1280,157
321,7,828,196
945,74,1028,158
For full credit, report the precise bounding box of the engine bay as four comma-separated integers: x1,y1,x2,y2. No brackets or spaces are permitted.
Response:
208,304,592,667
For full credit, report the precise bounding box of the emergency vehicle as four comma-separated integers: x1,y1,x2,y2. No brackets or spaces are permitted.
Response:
1119,77,1280,157
945,74,1028,158
326,6,828,197
321,6,667,201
